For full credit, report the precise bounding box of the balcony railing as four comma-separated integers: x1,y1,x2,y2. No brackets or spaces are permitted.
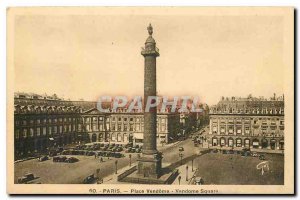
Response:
141,47,160,54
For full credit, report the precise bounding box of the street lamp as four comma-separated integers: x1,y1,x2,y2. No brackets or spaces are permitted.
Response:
178,175,181,185
179,153,183,165
186,165,189,181
192,159,194,172
115,160,118,174
129,154,132,167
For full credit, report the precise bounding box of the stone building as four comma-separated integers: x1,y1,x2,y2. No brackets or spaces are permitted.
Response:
208,95,284,151
14,97,85,159
14,94,181,159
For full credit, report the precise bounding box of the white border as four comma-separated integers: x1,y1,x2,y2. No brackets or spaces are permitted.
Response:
1,0,299,199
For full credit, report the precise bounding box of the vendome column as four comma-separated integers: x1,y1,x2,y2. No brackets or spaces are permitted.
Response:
137,24,162,178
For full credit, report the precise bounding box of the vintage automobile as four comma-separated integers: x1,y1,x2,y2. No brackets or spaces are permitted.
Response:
83,174,97,184
65,157,79,163
38,155,49,162
212,149,218,153
228,150,234,154
114,153,122,158
53,156,67,162
259,155,266,160
86,151,95,156
17,173,35,184
252,152,259,157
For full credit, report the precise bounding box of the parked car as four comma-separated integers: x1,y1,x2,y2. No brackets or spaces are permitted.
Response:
252,152,259,157
83,174,97,184
48,150,58,157
212,149,218,153
17,173,35,184
38,155,49,162
115,153,122,158
259,155,266,160
66,157,79,163
228,150,234,154
53,156,67,162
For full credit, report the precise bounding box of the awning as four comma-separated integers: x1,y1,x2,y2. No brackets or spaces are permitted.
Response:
49,138,54,141
253,142,259,146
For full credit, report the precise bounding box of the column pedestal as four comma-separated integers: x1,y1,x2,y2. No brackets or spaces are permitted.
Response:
137,153,162,179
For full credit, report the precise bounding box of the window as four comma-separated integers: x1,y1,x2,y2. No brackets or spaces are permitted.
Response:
236,138,242,147
15,129,20,139
161,124,166,131
23,129,27,138
23,120,27,125
30,128,34,137
124,118,127,122
43,127,47,135
136,118,140,122
99,117,103,121
130,118,133,122
36,128,41,136
118,117,122,122
136,124,140,131
111,124,116,131
118,124,122,131
59,126,63,133
130,124,134,131
53,126,57,134
48,127,52,135
124,124,128,131
212,138,218,146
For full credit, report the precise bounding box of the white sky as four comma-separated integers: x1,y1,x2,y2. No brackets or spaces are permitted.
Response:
14,14,284,105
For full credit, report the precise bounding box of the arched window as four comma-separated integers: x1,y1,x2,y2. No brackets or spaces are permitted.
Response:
212,137,218,146
261,139,268,148
117,133,122,142
236,138,242,147
244,138,250,147
220,137,226,147
228,138,234,147
252,138,259,148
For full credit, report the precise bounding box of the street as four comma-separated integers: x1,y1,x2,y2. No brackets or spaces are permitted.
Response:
14,137,198,184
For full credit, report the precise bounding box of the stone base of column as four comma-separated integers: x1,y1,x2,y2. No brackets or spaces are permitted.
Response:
137,153,162,179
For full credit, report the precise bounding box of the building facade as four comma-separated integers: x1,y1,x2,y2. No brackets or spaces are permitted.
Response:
14,94,181,159
208,95,284,151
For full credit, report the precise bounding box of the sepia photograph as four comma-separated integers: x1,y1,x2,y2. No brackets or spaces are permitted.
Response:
6,7,294,194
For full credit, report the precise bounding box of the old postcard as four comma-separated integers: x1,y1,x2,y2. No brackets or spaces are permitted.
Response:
7,7,294,194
